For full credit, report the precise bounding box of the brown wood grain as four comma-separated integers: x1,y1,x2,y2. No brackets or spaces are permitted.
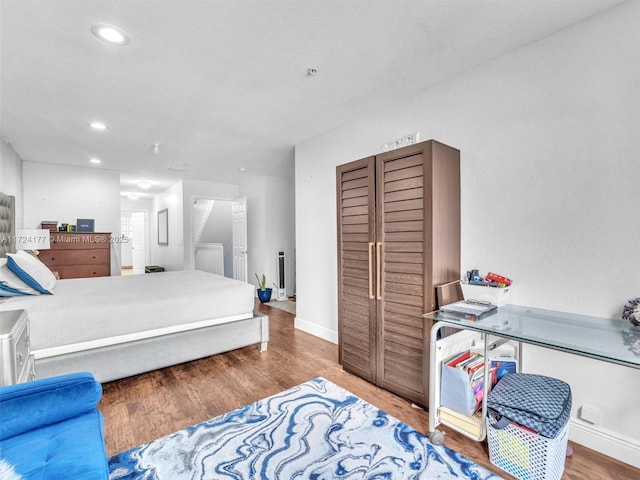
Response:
41,232,111,278
99,301,638,479
336,142,460,407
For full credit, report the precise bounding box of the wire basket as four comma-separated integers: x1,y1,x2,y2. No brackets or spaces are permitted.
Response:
487,419,569,480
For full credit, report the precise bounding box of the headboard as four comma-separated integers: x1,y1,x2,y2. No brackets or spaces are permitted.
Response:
0,192,16,258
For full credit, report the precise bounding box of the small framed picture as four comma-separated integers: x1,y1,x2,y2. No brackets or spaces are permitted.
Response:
158,209,168,245
76,219,95,232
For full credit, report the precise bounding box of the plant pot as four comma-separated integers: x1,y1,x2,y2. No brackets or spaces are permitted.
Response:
257,288,272,303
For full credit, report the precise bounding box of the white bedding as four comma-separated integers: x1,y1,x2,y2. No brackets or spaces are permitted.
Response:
0,270,255,354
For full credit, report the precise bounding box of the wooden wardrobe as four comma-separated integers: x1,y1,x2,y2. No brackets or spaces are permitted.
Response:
336,140,460,406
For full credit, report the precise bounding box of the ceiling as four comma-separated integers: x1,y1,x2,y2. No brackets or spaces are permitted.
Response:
0,0,625,199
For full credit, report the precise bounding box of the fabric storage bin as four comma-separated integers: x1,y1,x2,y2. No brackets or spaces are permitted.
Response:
487,419,569,480
487,373,571,439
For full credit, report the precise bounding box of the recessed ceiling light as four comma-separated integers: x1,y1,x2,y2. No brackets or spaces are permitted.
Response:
239,167,247,172
89,158,102,164
89,121,107,131
138,181,151,189
91,24,130,46
126,193,139,200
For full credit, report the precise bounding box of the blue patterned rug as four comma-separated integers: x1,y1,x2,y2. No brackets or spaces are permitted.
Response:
109,377,501,479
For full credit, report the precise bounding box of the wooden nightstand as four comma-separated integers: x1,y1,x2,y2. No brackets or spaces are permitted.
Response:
0,309,35,386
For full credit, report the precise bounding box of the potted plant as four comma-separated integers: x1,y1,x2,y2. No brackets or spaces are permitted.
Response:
255,273,272,303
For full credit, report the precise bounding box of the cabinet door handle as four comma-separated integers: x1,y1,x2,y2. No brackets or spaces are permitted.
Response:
368,242,374,299
376,242,382,300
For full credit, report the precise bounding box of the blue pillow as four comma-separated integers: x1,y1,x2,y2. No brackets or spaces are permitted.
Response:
0,260,40,296
6,252,56,295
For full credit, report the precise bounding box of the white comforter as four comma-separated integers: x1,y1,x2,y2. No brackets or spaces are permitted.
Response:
0,270,255,352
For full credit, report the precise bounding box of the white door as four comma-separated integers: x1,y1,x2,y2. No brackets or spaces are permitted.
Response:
131,211,146,274
232,197,248,282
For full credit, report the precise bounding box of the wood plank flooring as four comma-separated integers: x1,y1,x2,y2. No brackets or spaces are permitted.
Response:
99,301,637,479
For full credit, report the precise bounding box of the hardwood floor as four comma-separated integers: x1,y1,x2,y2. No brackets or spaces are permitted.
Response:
99,301,637,479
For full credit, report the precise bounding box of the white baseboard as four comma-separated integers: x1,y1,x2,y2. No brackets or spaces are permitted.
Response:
569,418,640,469
294,317,338,345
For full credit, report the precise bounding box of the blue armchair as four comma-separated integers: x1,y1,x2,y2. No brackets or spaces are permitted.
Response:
0,372,109,479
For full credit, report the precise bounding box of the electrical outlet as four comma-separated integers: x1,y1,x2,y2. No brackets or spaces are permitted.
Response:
579,405,599,424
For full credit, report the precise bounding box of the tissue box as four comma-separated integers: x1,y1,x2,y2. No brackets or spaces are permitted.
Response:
461,282,511,306
40,221,58,232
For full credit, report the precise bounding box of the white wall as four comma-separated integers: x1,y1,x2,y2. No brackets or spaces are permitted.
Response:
200,201,233,245
240,173,296,298
22,161,122,274
149,176,295,292
265,175,295,297
0,139,24,228
241,176,269,293
294,1,640,467
151,180,184,271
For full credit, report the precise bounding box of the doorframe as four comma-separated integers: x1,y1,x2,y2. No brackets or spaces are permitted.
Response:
120,208,151,271
188,195,242,279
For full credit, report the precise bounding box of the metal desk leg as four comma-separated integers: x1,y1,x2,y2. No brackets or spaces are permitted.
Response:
428,321,493,444
428,321,448,445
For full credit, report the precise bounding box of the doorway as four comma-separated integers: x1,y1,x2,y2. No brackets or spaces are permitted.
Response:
192,196,247,281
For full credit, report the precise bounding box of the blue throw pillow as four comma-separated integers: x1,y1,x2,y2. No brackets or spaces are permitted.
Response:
0,259,40,296
6,251,56,295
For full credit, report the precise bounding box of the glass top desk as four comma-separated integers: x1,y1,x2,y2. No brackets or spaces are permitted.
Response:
423,304,640,443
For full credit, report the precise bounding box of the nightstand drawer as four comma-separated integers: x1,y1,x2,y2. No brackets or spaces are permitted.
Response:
0,309,30,386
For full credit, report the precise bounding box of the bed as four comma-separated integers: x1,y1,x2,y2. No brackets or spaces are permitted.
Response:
0,192,268,383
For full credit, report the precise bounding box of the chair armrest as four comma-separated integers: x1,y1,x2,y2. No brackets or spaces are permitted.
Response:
0,371,102,440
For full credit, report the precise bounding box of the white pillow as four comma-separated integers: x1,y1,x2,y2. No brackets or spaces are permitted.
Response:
0,258,41,295
0,459,23,480
6,250,56,294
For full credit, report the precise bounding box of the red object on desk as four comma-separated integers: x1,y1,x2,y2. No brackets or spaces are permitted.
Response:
485,272,512,286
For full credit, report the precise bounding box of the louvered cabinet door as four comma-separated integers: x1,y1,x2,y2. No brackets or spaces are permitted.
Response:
375,140,460,406
375,147,429,404
336,157,377,382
